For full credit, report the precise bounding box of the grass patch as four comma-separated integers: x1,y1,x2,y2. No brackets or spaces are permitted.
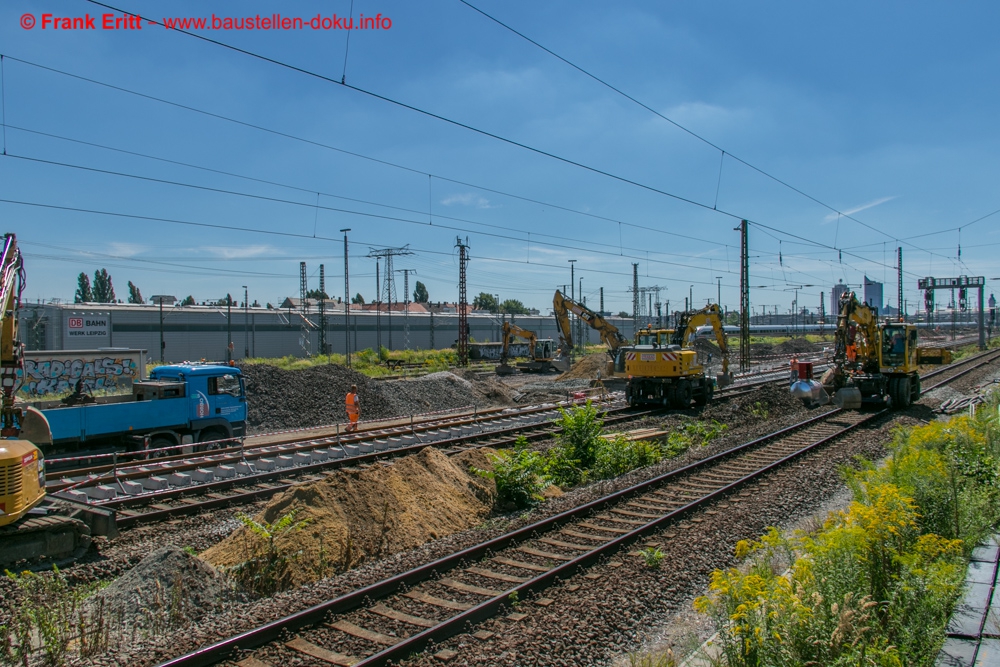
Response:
241,347,458,376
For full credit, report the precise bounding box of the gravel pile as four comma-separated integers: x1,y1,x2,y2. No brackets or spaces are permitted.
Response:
94,546,232,629
240,364,513,433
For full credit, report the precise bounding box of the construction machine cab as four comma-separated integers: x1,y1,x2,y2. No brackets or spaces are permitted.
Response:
879,323,918,373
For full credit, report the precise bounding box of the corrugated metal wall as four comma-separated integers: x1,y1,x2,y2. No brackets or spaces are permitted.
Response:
21,303,639,363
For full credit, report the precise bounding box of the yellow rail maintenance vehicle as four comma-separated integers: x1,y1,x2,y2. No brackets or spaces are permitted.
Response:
623,304,733,408
822,291,921,409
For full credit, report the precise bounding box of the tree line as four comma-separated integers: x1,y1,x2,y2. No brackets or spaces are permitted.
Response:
74,269,195,306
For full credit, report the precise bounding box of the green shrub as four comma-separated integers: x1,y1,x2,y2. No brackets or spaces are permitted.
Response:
639,546,665,569
555,402,604,469
592,436,663,479
472,438,550,509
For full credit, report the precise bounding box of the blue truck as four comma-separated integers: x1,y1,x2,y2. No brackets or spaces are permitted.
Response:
40,363,247,452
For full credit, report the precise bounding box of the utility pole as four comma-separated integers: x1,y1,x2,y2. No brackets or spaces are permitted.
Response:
632,263,639,338
599,287,604,316
897,247,904,322
367,245,413,351
397,268,417,350
456,237,470,366
299,261,311,356
569,260,577,353
738,220,750,373
226,296,232,363
716,276,722,308
341,228,351,367
318,267,326,355
375,259,381,353
156,296,165,363
243,285,249,359
579,276,584,351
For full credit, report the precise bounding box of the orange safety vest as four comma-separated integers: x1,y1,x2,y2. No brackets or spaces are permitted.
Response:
346,392,359,415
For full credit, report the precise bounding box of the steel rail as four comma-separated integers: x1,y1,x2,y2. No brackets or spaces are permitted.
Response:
109,405,652,527
155,407,864,667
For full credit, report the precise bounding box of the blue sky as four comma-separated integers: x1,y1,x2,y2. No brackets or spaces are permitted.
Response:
2,0,999,315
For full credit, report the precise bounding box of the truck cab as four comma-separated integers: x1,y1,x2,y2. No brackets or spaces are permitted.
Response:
146,364,247,440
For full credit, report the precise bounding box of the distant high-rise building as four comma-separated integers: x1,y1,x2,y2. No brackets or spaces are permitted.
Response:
864,276,883,312
831,279,849,315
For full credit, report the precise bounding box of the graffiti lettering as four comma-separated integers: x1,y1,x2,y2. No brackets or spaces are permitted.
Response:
21,355,139,396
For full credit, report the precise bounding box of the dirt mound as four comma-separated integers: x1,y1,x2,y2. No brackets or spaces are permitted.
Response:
775,338,819,354
557,353,609,382
202,447,496,587
95,546,231,628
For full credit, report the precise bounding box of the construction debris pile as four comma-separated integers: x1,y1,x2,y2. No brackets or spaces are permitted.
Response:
240,364,514,433
202,447,496,587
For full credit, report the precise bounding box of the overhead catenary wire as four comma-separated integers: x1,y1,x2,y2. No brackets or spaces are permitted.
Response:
0,57,736,252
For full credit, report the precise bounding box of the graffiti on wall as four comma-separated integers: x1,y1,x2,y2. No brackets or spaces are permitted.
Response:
21,356,140,396
468,342,532,361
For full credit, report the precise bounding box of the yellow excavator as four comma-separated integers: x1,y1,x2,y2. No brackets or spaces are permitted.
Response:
622,304,733,408
0,233,114,567
820,291,921,409
495,321,570,375
552,289,628,373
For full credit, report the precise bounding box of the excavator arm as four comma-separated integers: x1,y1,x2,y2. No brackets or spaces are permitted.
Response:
500,321,538,362
831,291,880,382
669,304,732,384
552,290,627,358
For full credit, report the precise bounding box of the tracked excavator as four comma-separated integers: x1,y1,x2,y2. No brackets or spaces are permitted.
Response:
623,304,733,408
495,321,569,375
0,233,116,567
810,290,921,409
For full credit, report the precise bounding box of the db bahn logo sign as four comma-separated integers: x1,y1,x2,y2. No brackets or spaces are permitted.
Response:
66,315,109,337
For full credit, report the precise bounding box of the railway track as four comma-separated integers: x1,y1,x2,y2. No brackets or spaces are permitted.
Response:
153,345,1000,667
44,374,788,524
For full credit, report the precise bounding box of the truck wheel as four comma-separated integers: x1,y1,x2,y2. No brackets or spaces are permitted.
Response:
693,379,709,407
149,436,175,454
675,381,692,409
198,427,230,450
911,376,921,402
891,377,911,409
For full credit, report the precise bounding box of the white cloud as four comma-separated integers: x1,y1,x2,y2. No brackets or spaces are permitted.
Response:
440,193,495,209
108,242,146,257
823,196,896,223
203,245,276,259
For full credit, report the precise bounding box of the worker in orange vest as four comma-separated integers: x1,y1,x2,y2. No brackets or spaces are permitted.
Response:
346,384,360,432
789,357,799,383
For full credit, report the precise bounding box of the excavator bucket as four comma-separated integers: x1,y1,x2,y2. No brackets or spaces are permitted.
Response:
833,387,863,410
495,363,518,376
21,405,52,446
716,372,734,389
